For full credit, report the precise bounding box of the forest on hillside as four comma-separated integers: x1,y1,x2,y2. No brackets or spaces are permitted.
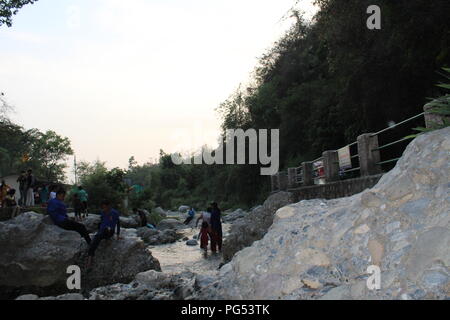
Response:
122,0,450,210
1,0,449,212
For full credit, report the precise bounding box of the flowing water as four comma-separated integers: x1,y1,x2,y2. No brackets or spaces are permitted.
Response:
149,224,231,276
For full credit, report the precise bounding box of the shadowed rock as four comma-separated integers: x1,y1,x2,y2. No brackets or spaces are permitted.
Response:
0,214,161,299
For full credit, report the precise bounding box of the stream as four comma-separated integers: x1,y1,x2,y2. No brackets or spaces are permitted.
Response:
148,224,231,276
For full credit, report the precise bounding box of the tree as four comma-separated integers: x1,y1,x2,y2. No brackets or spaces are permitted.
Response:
27,130,74,182
0,120,31,176
0,0,39,27
0,92,14,122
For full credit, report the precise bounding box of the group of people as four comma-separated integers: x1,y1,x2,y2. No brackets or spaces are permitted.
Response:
47,188,120,267
195,202,223,258
0,171,36,218
0,181,21,218
0,170,84,219
16,170,41,207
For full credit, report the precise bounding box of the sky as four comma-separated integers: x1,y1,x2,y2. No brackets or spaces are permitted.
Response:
0,0,317,182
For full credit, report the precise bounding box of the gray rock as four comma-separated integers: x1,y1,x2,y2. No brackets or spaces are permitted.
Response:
119,216,140,229
88,270,190,300
222,209,247,223
222,191,294,262
0,213,161,299
178,206,190,213
199,128,450,300
186,240,198,246
157,218,184,231
137,227,180,245
153,207,167,217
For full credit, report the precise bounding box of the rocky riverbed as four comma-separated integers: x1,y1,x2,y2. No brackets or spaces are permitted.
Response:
2,128,449,300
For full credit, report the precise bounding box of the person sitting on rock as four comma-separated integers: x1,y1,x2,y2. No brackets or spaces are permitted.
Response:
133,207,148,227
199,221,211,258
4,189,21,218
184,207,196,225
47,188,91,245
87,200,121,266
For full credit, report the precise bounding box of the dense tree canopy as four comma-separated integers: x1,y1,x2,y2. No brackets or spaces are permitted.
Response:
0,94,74,182
142,0,449,209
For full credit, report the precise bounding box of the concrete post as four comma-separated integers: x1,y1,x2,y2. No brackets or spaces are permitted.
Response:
287,168,297,189
357,133,381,176
323,150,340,183
424,104,449,129
302,162,314,186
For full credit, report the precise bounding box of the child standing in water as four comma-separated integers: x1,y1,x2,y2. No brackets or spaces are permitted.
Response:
199,221,210,258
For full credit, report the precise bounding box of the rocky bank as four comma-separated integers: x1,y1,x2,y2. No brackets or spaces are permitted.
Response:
194,127,450,300
0,213,161,299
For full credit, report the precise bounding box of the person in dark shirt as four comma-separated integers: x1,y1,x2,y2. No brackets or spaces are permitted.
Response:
87,200,121,266
17,171,27,206
133,208,148,227
72,193,83,221
184,207,196,225
210,202,223,254
47,189,91,244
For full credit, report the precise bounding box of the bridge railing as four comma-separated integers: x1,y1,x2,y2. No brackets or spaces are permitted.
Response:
271,107,442,192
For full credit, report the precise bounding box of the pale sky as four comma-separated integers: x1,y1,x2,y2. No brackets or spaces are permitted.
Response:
0,0,317,181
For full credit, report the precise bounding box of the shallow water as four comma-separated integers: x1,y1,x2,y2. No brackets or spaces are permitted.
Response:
149,224,231,276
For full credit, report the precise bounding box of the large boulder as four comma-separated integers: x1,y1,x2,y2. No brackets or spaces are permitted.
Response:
81,214,101,233
201,128,450,300
157,218,184,231
0,213,161,299
16,293,85,300
88,270,194,300
222,191,294,262
120,216,140,229
136,227,180,245
178,206,190,213
222,209,247,223
153,207,167,217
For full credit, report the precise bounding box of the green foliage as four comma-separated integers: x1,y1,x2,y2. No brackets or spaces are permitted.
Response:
408,68,450,137
0,115,73,181
0,0,39,27
42,1,450,211
76,161,127,211
26,130,74,182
